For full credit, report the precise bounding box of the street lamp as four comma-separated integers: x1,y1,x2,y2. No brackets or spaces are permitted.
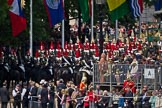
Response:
95,0,105,56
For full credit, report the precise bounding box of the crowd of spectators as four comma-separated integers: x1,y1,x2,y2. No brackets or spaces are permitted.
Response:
0,22,162,108
1,78,162,108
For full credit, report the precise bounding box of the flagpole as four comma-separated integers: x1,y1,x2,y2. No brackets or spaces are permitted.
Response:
30,0,33,57
91,0,94,42
115,20,118,41
139,16,141,39
62,20,65,49
61,0,65,49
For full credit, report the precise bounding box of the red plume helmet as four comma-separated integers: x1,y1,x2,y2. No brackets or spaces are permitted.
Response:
56,41,61,49
50,41,54,50
35,50,39,58
27,49,30,56
40,41,44,50
64,41,68,49
0,48,2,58
13,49,16,56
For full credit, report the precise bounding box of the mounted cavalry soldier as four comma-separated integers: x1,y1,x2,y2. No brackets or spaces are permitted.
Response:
68,38,74,56
56,41,62,61
49,41,55,57
75,36,83,58
90,38,96,53
84,38,90,55
75,47,81,62
92,45,99,62
39,41,45,58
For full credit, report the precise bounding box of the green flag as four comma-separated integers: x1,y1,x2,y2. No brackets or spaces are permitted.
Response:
79,0,90,22
107,0,130,21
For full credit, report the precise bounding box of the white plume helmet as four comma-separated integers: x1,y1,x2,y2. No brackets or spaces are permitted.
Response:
81,76,87,82
112,38,116,44
77,36,80,43
145,30,148,37
131,30,134,37
91,35,95,43
119,31,123,38
85,37,88,43
70,36,73,43
126,70,131,80
154,30,160,37
104,31,109,42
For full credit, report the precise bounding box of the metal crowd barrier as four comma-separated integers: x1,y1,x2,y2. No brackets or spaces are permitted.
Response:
29,96,41,108
29,100,42,108
93,63,162,91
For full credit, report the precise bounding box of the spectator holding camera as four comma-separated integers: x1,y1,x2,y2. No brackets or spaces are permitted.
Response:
12,84,21,108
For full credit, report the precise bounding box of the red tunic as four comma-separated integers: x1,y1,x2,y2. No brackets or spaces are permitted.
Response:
56,49,62,58
84,42,90,50
123,80,136,93
35,50,39,58
90,42,95,50
119,40,123,47
128,43,132,53
63,49,69,57
111,43,116,51
106,42,111,51
75,49,80,58
95,48,99,57
137,42,142,50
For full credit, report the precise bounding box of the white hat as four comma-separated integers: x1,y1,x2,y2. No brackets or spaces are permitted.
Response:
40,79,45,84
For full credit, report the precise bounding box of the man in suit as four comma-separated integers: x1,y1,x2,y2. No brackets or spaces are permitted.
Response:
141,85,150,108
41,83,48,108
125,87,133,108
56,79,66,108
28,81,37,108
21,82,29,108
28,81,37,101
12,84,21,108
0,83,10,108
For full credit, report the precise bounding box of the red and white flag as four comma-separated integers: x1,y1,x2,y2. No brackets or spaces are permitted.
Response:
8,0,27,37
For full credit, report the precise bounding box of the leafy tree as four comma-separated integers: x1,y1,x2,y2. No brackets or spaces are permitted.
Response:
0,0,157,46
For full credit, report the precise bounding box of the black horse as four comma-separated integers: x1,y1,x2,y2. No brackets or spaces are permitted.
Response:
53,57,74,84
24,57,34,83
73,59,93,86
29,57,55,83
0,62,10,88
0,55,26,90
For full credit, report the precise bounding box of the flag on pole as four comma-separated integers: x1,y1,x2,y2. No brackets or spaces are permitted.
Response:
44,0,64,27
79,0,90,22
8,0,27,37
129,0,143,17
107,0,130,21
154,0,162,11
